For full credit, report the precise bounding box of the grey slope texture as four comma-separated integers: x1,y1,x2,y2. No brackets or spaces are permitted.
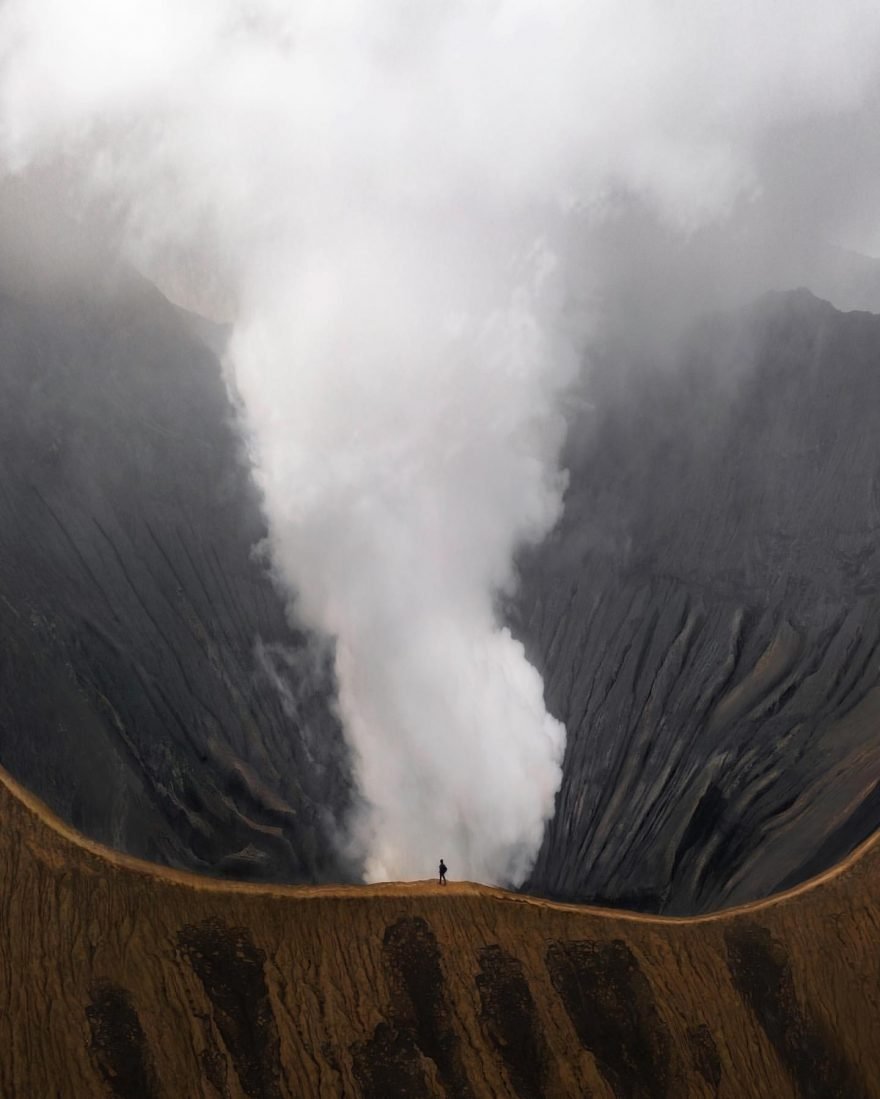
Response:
515,288,880,914
0,261,358,883
4,245,880,919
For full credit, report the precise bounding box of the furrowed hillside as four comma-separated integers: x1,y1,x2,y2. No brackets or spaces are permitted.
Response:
2,762,879,1097
4,227,880,919
517,290,880,913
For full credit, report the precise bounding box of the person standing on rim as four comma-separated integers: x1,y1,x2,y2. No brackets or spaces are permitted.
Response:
438,858,447,886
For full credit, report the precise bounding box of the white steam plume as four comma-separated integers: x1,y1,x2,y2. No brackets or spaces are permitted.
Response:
1,2,880,883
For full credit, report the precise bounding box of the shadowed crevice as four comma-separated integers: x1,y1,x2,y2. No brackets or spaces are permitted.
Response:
725,922,870,1099
177,918,282,1099
351,1021,430,1099
545,938,671,1099
85,980,161,1099
475,944,555,1099
686,1024,721,1095
378,916,474,1098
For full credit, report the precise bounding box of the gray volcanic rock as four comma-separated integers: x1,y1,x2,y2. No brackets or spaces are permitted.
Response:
515,289,880,914
4,240,880,918
0,264,357,882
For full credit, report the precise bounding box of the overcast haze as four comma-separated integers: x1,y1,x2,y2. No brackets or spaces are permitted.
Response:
2,1,880,883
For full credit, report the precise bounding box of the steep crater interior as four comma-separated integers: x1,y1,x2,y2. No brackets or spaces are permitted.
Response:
515,288,880,913
2,236,879,916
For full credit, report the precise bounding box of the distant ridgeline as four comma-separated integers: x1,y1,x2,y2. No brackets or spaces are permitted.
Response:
2,255,880,917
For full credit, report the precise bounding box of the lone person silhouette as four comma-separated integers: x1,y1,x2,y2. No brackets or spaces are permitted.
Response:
439,858,447,886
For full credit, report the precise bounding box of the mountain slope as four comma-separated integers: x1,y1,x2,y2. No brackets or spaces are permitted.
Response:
1,760,879,1097
4,251,880,920
517,289,880,913
0,264,356,883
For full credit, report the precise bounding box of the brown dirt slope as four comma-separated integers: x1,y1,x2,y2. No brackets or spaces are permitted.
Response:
1,763,879,1098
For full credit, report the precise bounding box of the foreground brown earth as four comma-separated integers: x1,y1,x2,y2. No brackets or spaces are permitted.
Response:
1,764,878,1098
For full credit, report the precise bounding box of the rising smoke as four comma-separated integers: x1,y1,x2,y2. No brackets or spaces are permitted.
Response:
1,2,880,883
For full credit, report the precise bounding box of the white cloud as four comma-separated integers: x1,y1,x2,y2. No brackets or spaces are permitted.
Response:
2,0,880,882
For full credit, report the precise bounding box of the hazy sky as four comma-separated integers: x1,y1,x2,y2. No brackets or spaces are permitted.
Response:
2,1,880,883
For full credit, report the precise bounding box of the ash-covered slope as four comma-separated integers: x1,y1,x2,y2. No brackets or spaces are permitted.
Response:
2,760,879,1098
516,289,880,914
0,265,356,882
4,247,880,920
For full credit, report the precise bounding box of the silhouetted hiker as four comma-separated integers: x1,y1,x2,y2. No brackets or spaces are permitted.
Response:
439,859,447,886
